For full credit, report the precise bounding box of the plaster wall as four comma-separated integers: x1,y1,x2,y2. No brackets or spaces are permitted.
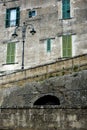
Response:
0,0,87,71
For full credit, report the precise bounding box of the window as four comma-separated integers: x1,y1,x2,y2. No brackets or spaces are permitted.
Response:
29,10,36,18
10,9,16,26
62,0,70,19
6,43,15,64
5,7,20,28
62,35,72,57
47,39,51,52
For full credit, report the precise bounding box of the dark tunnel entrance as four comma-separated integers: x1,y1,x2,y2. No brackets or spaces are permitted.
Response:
34,95,60,105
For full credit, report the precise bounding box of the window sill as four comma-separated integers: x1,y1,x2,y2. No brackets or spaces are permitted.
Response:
2,62,18,65
26,17,41,22
59,17,74,20
6,25,19,29
57,33,76,37
6,25,16,28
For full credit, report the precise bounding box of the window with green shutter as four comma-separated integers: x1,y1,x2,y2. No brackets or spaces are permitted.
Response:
29,10,36,18
62,0,70,19
62,35,72,57
5,7,20,28
6,43,15,64
47,39,51,52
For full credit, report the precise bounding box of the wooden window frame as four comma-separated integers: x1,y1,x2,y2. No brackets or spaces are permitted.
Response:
5,7,20,28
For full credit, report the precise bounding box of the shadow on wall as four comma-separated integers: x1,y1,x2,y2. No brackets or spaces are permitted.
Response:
34,95,60,105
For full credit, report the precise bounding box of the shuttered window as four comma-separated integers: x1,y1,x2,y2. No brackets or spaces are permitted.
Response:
5,7,20,28
29,10,36,18
62,35,72,57
6,43,15,64
62,0,70,19
47,39,51,52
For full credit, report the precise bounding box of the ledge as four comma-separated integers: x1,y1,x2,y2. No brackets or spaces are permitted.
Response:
2,62,18,65
26,17,41,22
0,105,87,109
57,33,76,37
59,17,74,21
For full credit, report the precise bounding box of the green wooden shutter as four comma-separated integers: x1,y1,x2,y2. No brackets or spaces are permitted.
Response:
5,9,10,28
67,35,72,56
62,0,70,19
6,43,15,64
6,43,10,63
16,7,20,26
29,11,32,18
47,39,51,52
62,35,72,57
62,35,67,57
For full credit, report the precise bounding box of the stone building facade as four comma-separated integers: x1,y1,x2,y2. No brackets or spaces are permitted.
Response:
0,0,87,72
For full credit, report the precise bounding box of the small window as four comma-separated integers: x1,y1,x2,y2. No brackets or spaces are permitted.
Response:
62,0,70,19
29,10,36,18
62,35,72,57
6,42,16,64
47,39,51,52
5,7,20,28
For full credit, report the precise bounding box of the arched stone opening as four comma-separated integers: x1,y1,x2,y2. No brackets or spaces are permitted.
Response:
34,95,60,105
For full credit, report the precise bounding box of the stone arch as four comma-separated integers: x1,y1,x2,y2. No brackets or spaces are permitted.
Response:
33,95,60,105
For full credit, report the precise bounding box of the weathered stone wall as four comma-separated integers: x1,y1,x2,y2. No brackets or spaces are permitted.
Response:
0,1,87,129
0,54,87,86
0,70,87,108
0,108,87,130
0,70,87,130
